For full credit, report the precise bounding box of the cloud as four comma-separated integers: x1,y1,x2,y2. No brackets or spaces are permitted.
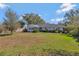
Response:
56,3,77,14
38,14,42,17
50,18,64,24
0,3,9,9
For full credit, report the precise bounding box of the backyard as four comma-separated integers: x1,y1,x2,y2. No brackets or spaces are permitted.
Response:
0,32,79,56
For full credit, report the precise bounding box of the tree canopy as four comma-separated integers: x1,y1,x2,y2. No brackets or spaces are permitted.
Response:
64,8,79,37
3,8,20,34
22,13,45,25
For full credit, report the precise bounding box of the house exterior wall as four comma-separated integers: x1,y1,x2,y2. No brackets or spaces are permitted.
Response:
20,24,64,32
26,25,39,32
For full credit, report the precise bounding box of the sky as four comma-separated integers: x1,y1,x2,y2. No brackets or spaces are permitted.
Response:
0,3,79,24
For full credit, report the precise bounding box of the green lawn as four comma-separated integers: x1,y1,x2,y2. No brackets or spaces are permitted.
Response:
0,32,79,56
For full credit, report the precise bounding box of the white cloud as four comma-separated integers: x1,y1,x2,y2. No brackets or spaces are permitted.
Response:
51,18,63,22
39,14,42,17
56,3,77,14
50,18,64,24
0,3,9,9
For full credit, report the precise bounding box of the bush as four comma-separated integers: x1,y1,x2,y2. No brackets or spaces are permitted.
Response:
68,28,79,37
69,29,78,36
32,28,39,33
0,33,11,36
50,30,57,33
0,26,4,33
0,29,3,33
67,28,79,42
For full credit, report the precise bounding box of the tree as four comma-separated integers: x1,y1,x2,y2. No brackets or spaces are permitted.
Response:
22,13,45,25
18,16,28,28
64,9,79,25
3,8,19,34
64,8,79,37
0,24,4,33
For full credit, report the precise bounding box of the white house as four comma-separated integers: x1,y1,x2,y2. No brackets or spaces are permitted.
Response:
27,24,39,32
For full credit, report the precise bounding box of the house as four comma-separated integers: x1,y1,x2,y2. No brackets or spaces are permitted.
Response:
20,23,64,32
16,16,64,32
39,24,57,32
26,24,39,32
56,25,64,33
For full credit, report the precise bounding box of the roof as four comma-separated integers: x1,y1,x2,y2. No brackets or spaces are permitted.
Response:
39,23,57,28
27,24,39,28
22,24,64,29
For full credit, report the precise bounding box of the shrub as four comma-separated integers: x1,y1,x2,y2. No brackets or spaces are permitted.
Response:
0,29,3,33
0,25,4,33
68,29,78,36
67,28,79,42
0,33,11,36
32,28,39,33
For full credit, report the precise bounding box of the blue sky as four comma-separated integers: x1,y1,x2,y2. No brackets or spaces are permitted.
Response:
0,3,79,24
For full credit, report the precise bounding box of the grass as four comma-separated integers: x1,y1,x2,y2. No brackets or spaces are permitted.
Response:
0,32,79,55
